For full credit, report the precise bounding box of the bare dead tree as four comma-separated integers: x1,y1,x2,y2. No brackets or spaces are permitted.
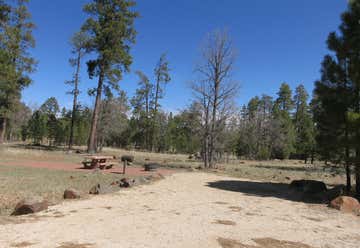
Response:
192,29,239,168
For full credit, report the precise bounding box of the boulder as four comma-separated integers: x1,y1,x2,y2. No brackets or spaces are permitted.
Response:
63,188,81,199
329,196,360,213
12,196,48,216
290,180,327,194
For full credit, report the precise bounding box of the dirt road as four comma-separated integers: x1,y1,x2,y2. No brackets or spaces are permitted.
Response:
1,173,359,248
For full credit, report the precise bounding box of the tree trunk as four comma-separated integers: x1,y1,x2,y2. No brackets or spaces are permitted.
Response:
0,118,7,144
209,78,219,168
68,51,81,150
151,76,160,152
345,164,352,194
87,70,104,153
345,141,352,193
356,148,360,198
203,136,209,168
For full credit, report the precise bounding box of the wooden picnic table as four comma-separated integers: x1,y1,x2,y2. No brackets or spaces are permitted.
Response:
82,156,115,170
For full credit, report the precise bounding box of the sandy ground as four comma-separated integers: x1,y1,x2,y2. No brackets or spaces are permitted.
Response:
1,173,360,248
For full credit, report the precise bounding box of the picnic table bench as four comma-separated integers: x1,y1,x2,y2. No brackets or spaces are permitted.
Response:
82,156,115,170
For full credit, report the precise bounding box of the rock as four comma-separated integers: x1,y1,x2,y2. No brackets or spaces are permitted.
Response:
89,184,100,194
329,196,360,213
326,185,345,201
63,188,81,199
290,180,327,194
12,196,48,216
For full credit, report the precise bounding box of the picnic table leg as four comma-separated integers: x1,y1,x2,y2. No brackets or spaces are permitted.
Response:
123,161,127,174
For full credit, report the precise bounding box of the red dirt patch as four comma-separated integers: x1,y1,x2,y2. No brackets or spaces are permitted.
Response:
0,160,174,177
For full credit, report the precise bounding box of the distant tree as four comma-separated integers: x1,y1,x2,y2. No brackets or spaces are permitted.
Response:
236,95,274,160
39,97,60,145
7,101,31,141
27,111,47,144
66,31,89,149
39,97,60,116
151,54,171,151
293,84,315,163
81,0,138,153
271,83,295,159
0,0,36,144
97,90,129,150
192,30,239,168
130,71,153,149
166,104,202,154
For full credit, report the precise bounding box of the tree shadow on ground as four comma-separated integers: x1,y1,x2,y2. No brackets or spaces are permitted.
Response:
206,180,326,204
9,143,86,153
9,143,66,152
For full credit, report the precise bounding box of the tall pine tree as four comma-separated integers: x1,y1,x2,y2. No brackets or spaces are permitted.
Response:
0,0,36,143
82,0,138,153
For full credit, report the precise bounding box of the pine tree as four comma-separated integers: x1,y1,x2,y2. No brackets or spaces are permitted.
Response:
272,83,295,159
312,0,360,194
151,54,171,151
293,84,315,163
82,0,138,153
0,0,36,143
66,31,89,149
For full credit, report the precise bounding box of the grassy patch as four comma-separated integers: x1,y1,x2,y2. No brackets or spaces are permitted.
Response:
0,164,125,216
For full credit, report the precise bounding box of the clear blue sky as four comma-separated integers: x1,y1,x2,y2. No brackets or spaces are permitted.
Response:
22,0,348,112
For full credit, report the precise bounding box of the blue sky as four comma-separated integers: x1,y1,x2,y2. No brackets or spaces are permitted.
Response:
22,0,348,112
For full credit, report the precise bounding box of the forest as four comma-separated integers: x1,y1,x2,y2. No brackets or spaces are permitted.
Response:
0,0,360,196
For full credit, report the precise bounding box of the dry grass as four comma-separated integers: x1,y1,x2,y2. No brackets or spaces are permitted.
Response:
0,164,125,216
56,242,94,248
213,220,237,226
10,241,36,247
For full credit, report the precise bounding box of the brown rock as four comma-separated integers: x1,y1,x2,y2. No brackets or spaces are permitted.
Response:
329,196,360,213
12,196,48,216
63,188,81,199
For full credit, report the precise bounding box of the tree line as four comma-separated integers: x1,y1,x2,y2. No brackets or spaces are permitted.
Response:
1,1,360,195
